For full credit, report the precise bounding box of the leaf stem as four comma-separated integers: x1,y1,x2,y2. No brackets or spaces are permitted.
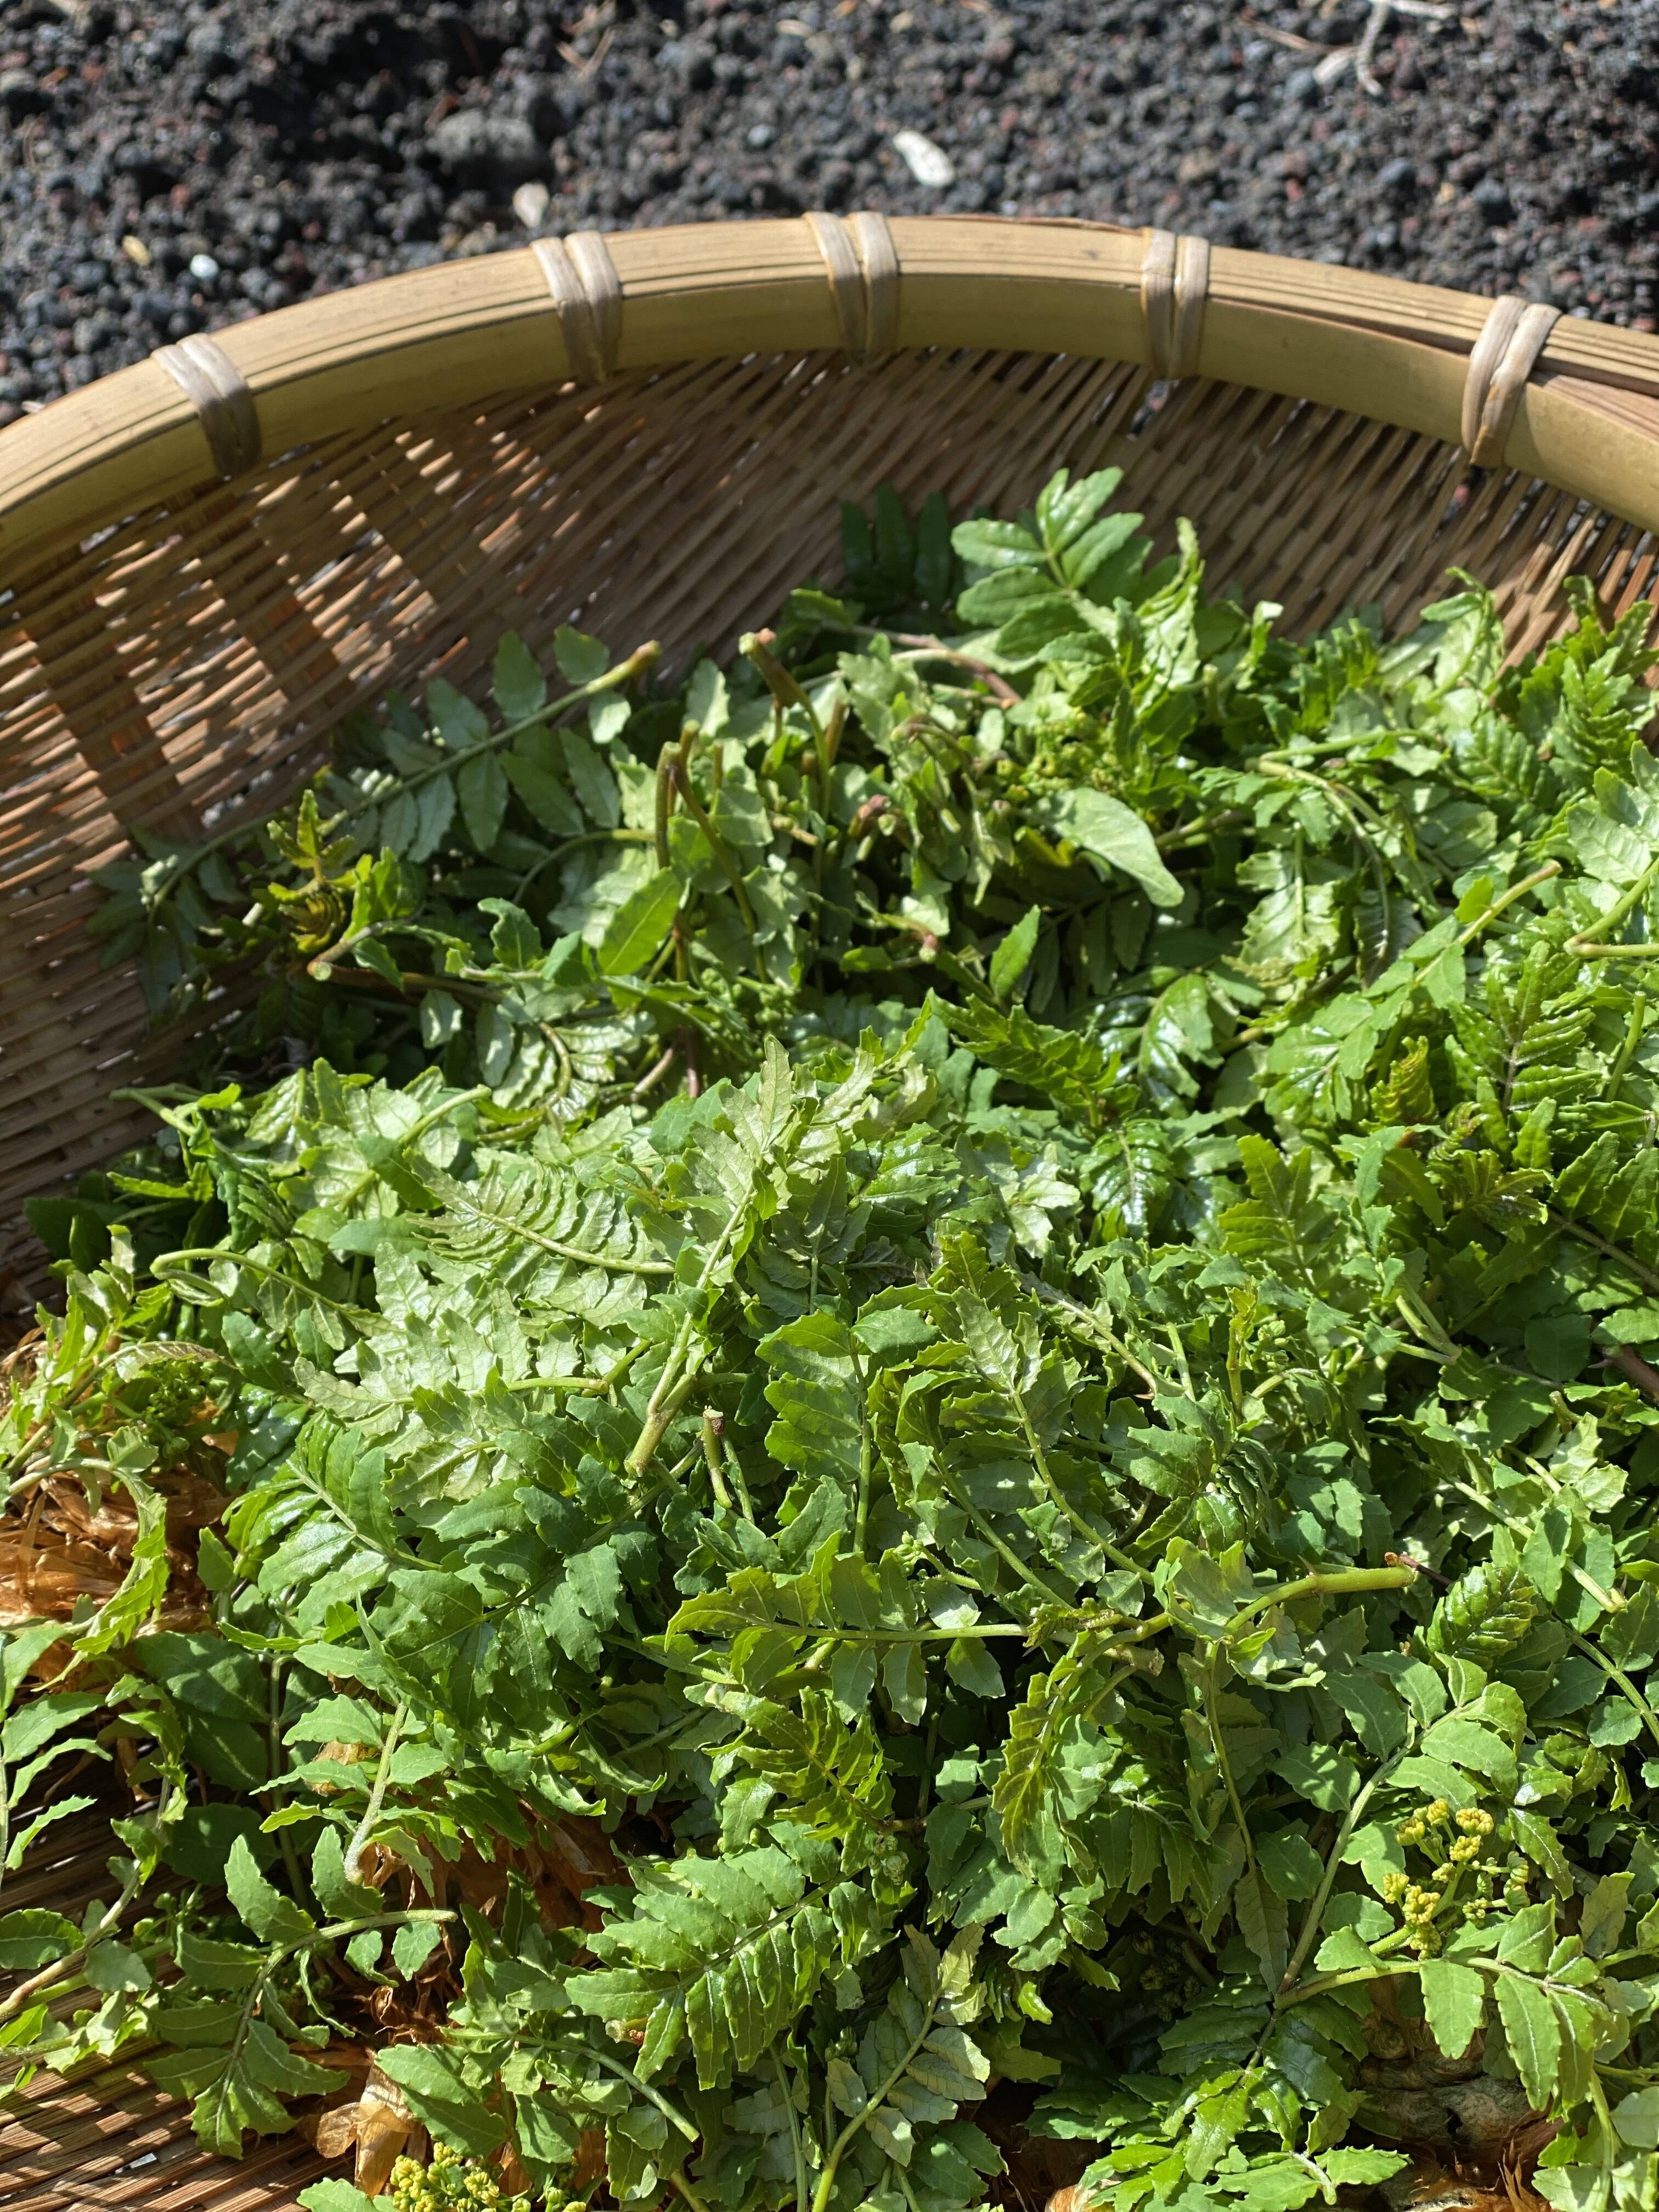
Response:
1217,1565,1418,1643
1568,855,1659,953
668,2169,715,2212
342,1701,407,1884
1451,1476,1624,1614
810,1982,942,2212
772,2044,810,2212
1204,1652,1259,1888
1570,1629,1659,1756
930,1460,1070,1606
1277,1741,1412,1999
0,1853,147,2024
589,2047,699,2143
137,644,661,920
1550,1209,1659,1296
1021,1277,1163,1396
1457,861,1562,947
1609,991,1650,1095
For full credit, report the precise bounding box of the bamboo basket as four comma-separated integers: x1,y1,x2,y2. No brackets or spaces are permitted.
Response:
3,210,1659,2206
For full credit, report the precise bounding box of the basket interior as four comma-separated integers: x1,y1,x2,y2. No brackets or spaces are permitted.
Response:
3,340,1659,2198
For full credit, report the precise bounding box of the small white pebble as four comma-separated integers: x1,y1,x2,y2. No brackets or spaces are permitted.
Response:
893,129,955,188
512,180,551,230
189,252,220,283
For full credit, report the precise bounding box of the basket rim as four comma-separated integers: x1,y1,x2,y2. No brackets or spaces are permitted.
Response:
2,212,1658,576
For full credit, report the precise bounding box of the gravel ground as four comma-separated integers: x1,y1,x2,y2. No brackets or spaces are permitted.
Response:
0,0,1656,421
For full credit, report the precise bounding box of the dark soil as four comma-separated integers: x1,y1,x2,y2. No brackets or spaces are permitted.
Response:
1,0,1656,422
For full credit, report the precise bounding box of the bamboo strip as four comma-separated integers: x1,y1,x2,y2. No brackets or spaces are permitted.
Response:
5,219,1659,573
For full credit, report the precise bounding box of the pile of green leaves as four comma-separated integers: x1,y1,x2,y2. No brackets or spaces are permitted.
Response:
11,467,1659,2212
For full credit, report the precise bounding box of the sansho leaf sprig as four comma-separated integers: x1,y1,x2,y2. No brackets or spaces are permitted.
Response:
7,467,1659,2212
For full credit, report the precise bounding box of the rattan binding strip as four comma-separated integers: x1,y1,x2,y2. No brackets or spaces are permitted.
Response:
804,211,899,358
531,231,622,383
1141,229,1211,380
153,333,262,480
1462,295,1562,467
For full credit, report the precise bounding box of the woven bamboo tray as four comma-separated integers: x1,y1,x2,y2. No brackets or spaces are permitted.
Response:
4,211,1659,2205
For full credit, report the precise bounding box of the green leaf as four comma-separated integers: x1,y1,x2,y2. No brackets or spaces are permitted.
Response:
1029,788,1182,907
598,867,680,975
1613,2087,1659,2149
1580,1870,1632,1959
990,906,1042,1002
0,1909,80,1971
391,1920,443,1977
1418,1959,1485,2060
760,1313,862,1493
1495,1971,1561,2110
298,2186,379,2212
493,633,548,723
951,517,1042,571
501,749,584,838
375,2044,508,2158
224,1836,314,1945
554,625,610,686
457,748,510,852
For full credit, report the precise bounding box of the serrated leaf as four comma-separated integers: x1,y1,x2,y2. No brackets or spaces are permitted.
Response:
457,749,510,853
1496,1971,1561,2109
224,1836,313,1945
1418,1959,1486,2060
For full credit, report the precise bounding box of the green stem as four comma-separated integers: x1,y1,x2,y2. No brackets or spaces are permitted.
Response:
515,827,656,905
772,2045,810,2212
342,1702,407,1884
669,2169,715,2212
629,1196,749,1474
1549,1211,1659,1297
1609,991,1650,1096
498,1345,646,1398
810,1985,942,2212
1568,855,1659,952
1016,1394,1102,1552
1021,1277,1163,1395
1571,1629,1659,1756
266,1655,308,1907
1458,861,1562,947
1278,1741,1412,1998
589,2047,699,2143
800,1623,1029,1646
1254,761,1393,969
673,770,770,983
855,1356,873,1557
931,1460,1069,1606
1395,1288,1459,1361
1220,1565,1418,1643
1587,2066,1618,2212
1290,2151,1337,2207
0,1848,148,2024
721,1430,758,1523
1204,1652,1259,1887
151,1249,368,1317
1280,1960,1417,2006
701,1408,735,1510
142,643,661,915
